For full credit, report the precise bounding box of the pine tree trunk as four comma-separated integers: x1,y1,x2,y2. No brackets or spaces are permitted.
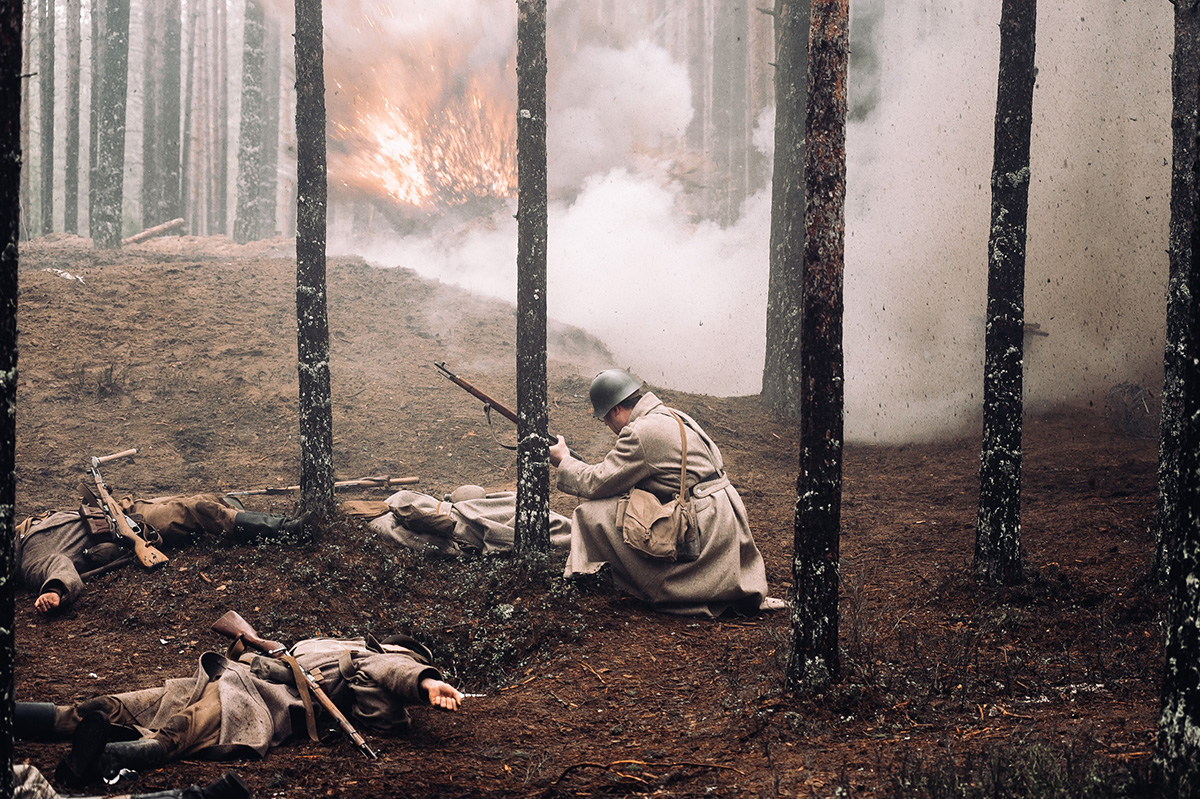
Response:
786,0,847,695
141,0,161,228
1153,0,1200,587
0,2,23,792
294,0,334,517
233,0,267,244
260,14,280,236
181,0,198,231
212,0,227,234
1154,3,1200,794
38,0,54,235
975,0,1036,586
514,0,550,554
90,0,129,249
64,0,80,233
762,0,808,417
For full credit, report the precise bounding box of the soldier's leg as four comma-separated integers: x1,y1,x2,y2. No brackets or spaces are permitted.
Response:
17,764,250,799
100,682,224,780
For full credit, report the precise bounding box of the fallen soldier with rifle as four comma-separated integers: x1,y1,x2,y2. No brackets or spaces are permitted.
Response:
17,449,311,615
15,612,462,790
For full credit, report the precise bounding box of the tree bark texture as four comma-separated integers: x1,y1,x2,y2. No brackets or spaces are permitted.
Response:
762,0,809,418
1154,0,1200,587
64,0,80,233
0,1,22,792
141,0,181,229
975,0,1036,586
234,0,270,244
1154,4,1200,795
514,0,550,554
294,0,334,517
786,0,847,695
38,0,54,235
90,0,129,249
212,0,228,235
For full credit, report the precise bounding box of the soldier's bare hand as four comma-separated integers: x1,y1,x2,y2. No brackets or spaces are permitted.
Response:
34,591,61,613
421,678,463,711
549,436,569,467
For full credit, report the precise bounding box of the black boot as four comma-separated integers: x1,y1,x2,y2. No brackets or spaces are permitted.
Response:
55,711,111,789
230,511,313,543
101,738,169,781
14,701,58,740
130,770,252,799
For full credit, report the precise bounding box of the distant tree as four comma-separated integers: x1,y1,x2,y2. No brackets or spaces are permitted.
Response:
142,0,182,229
975,0,1036,586
294,0,334,517
514,0,550,554
63,0,80,233
89,0,130,249
762,0,809,417
38,0,54,235
786,0,847,694
1153,0,1200,587
212,0,228,234
0,0,23,792
234,0,271,244
1154,4,1200,796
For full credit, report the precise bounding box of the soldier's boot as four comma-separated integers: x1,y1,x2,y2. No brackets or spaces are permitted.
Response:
127,770,252,799
14,701,58,740
230,510,314,543
100,738,170,781
55,711,112,789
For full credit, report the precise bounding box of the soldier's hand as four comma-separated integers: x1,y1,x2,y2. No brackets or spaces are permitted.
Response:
34,591,62,613
421,678,463,711
549,436,569,467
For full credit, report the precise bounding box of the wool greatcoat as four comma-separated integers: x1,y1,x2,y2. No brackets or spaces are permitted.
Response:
556,392,770,617
71,637,440,761
16,494,238,609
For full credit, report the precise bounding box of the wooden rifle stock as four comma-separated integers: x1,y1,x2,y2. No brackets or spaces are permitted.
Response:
434,362,587,462
89,454,168,569
211,611,379,759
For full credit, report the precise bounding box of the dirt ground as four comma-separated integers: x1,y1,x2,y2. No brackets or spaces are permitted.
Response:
10,234,1165,798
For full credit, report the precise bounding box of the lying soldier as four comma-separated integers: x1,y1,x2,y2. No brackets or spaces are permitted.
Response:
16,631,460,789
17,493,309,614
350,484,572,557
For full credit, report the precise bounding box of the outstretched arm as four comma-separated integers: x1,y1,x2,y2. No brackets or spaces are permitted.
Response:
420,677,463,711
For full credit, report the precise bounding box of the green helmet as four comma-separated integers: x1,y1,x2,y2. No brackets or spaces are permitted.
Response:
589,369,642,418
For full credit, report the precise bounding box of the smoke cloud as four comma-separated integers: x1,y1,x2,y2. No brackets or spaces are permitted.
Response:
322,1,1173,444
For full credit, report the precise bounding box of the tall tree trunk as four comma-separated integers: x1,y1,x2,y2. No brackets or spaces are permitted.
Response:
213,0,227,234
88,0,99,238
786,0,847,694
762,0,809,417
64,0,80,233
1154,3,1200,794
38,0,54,234
160,0,181,224
515,0,550,554
89,0,129,249
1154,0,1200,587
19,0,32,238
260,13,280,237
0,0,22,792
181,0,198,232
294,0,333,517
234,0,268,244
141,0,161,228
975,0,1036,586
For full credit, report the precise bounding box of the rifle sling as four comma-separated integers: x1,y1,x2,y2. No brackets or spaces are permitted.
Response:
278,653,321,742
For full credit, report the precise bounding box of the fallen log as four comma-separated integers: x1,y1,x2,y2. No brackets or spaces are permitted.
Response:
122,217,185,246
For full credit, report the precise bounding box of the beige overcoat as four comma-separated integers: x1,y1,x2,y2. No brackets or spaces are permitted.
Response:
556,392,769,617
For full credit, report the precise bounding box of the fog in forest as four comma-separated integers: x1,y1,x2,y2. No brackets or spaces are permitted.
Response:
303,2,1170,443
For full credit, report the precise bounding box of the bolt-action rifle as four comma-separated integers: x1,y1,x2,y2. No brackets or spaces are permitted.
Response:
226,475,420,498
434,362,586,462
211,611,379,759
87,448,168,569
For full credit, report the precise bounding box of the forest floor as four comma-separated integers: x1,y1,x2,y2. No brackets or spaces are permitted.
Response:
11,234,1165,798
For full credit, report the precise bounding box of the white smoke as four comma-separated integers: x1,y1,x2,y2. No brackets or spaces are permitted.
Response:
331,0,1174,444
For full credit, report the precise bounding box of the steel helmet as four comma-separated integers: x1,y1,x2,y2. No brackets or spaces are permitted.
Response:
589,369,642,418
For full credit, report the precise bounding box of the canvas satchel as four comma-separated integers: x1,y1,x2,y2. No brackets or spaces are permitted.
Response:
620,412,700,562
